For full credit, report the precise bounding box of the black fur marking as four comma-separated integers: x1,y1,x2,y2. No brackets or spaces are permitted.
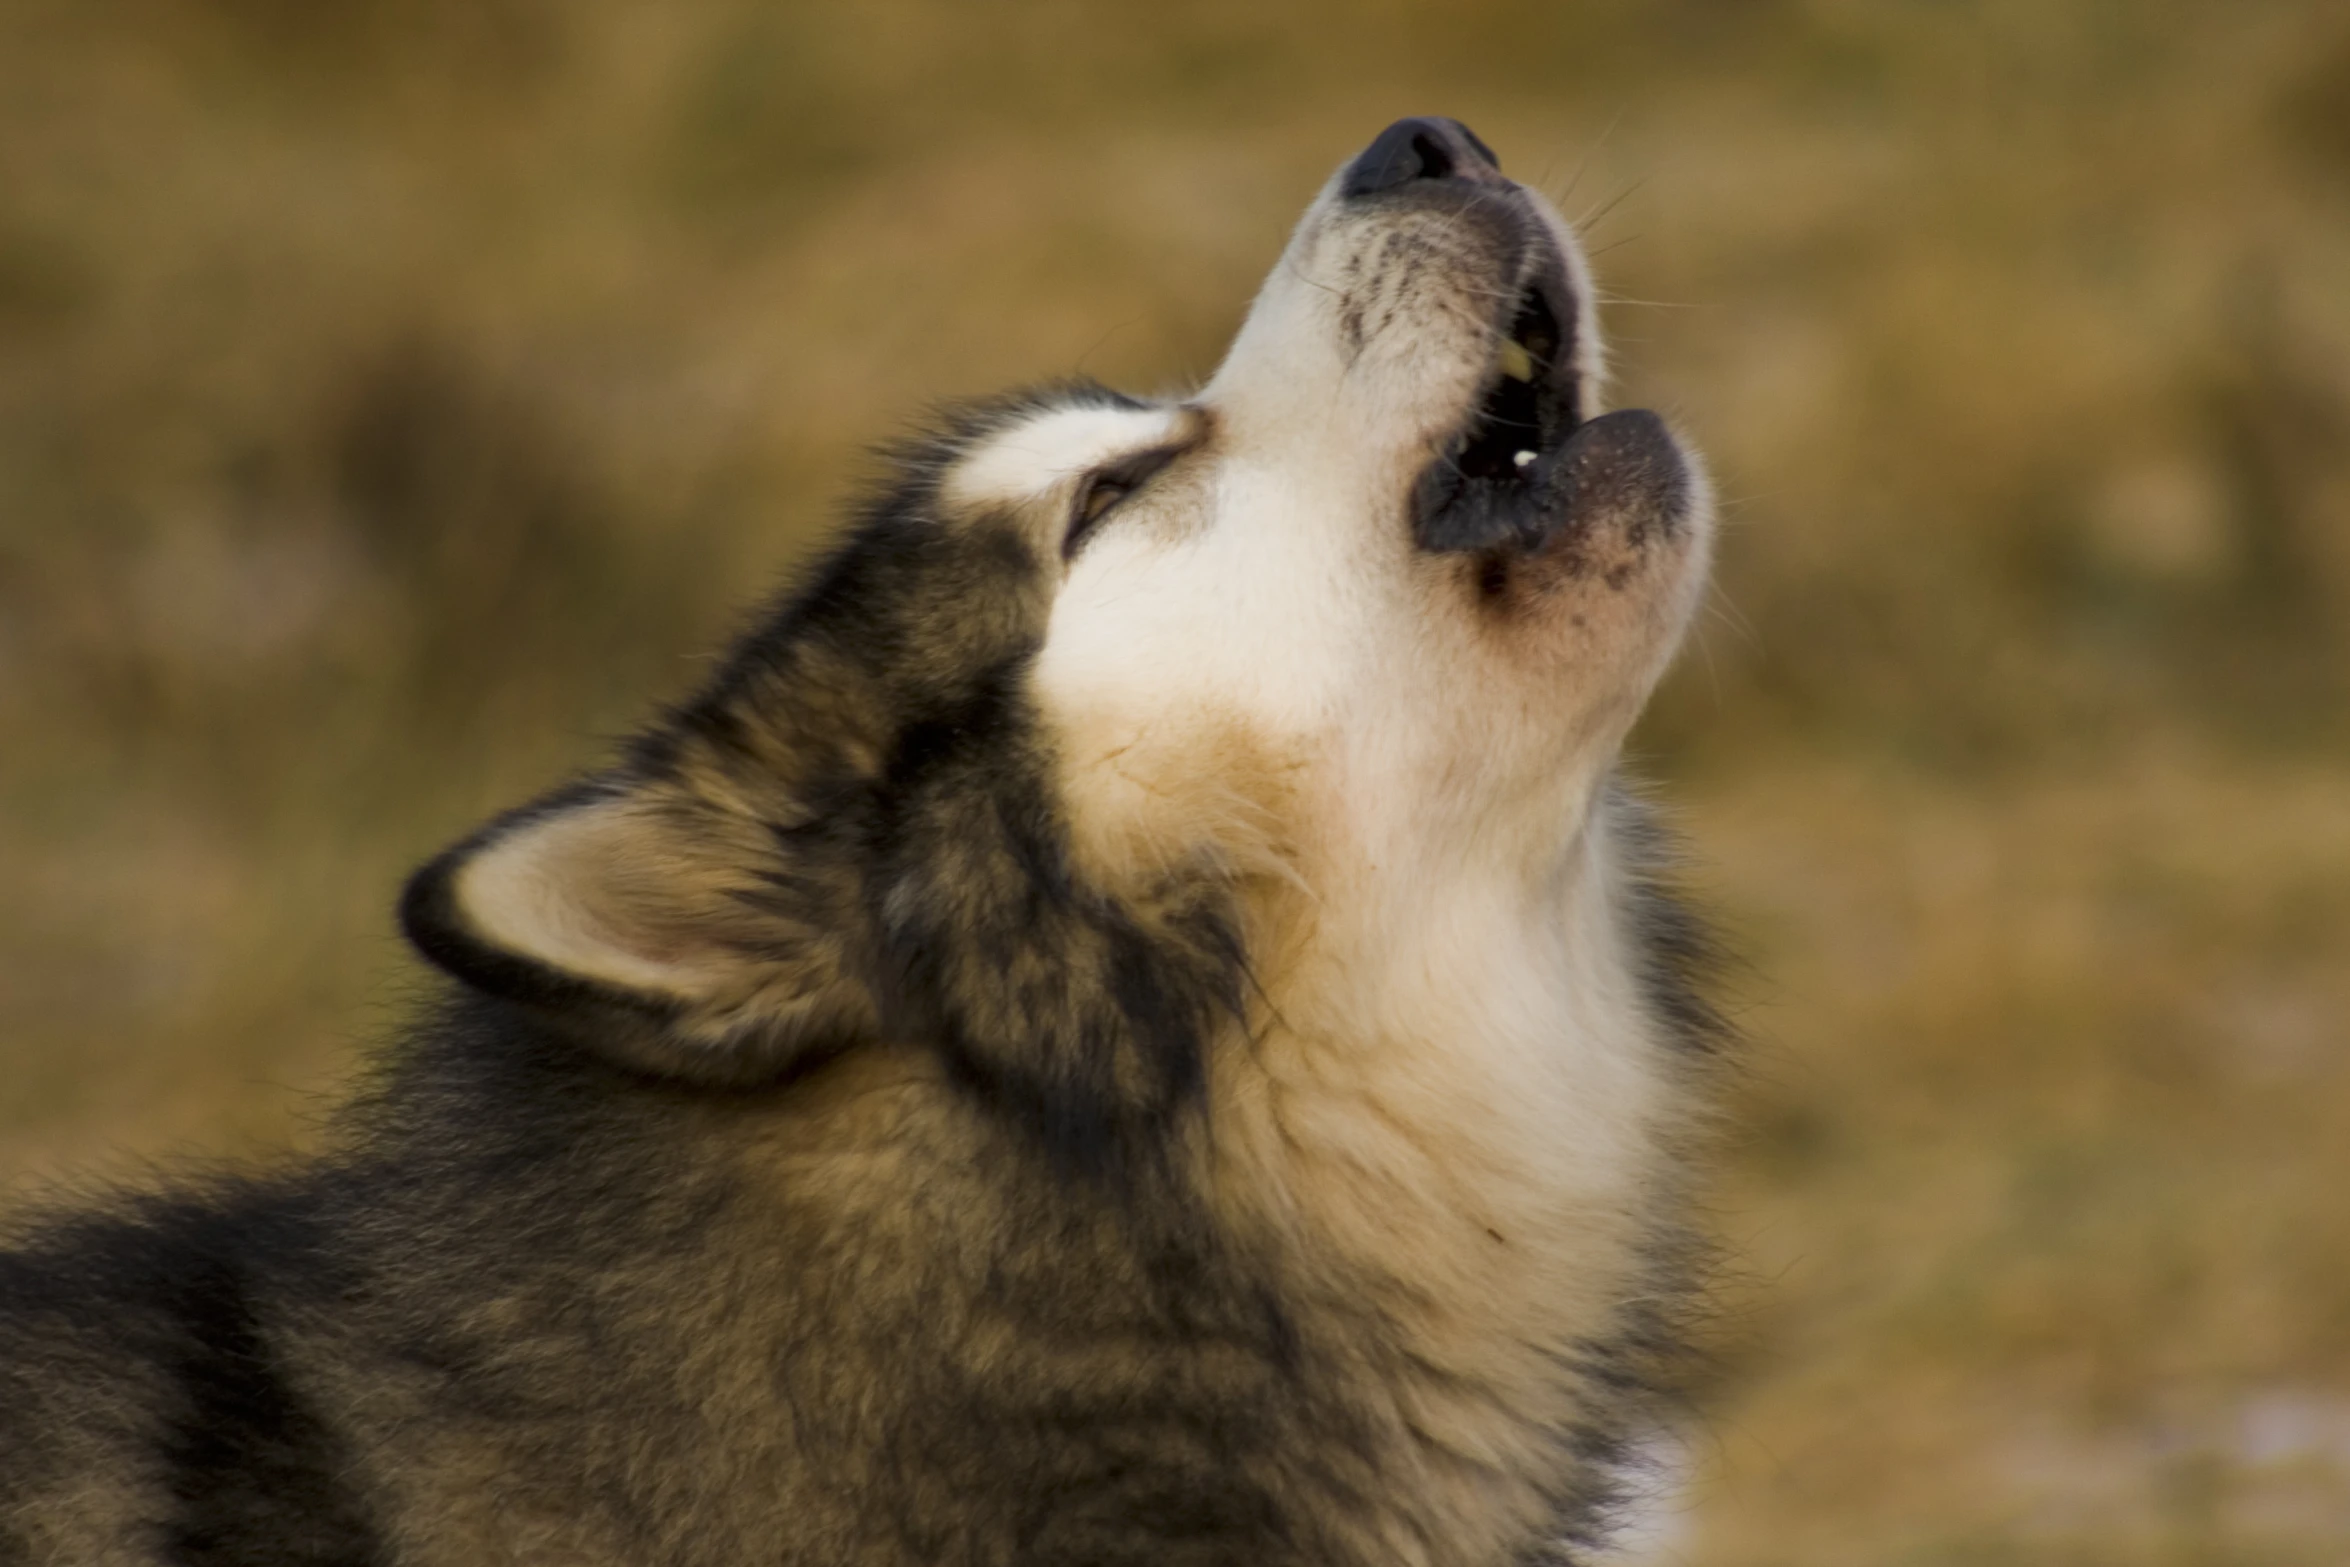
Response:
1613,786,1734,1061
157,1230,383,1567
0,1195,383,1566
873,675,1244,1175
399,381,1251,1153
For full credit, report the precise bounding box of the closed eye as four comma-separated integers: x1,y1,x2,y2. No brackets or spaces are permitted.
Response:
1064,443,1183,560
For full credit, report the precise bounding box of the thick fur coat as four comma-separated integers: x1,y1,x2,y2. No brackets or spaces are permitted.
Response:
0,118,1722,1566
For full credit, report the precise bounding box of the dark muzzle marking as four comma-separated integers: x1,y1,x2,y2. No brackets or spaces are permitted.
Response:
1416,408,1688,564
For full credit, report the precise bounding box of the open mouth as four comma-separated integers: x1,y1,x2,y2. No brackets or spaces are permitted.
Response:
1411,273,1583,555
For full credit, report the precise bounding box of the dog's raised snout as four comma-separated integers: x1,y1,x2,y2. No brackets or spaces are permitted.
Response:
1341,117,1503,198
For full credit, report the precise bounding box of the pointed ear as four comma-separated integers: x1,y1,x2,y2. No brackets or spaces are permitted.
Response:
400,780,874,1084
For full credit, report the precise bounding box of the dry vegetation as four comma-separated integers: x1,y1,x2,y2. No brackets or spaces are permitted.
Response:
3,1,2347,1560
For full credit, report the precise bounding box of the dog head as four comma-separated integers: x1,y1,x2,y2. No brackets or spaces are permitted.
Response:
402,119,1713,1164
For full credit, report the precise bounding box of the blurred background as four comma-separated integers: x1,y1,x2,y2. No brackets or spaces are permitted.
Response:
3,0,2346,1559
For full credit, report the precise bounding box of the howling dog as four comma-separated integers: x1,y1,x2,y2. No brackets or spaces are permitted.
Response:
0,118,1720,1566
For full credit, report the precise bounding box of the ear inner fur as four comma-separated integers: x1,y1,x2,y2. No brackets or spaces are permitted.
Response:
400,780,882,1086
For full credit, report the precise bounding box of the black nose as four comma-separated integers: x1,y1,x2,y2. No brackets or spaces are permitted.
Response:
1340,117,1503,198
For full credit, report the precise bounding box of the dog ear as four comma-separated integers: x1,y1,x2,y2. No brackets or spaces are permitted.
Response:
400,779,873,1084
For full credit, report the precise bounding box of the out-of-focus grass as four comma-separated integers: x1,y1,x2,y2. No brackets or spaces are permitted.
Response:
1683,751,2350,1564
2,1,2346,1559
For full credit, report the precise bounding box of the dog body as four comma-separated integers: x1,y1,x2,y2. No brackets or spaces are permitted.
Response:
0,119,1718,1566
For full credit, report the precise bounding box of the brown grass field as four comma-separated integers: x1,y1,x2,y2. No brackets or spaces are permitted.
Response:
3,2,2347,1560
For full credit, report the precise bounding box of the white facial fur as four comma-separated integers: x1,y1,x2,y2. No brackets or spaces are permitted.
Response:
967,169,1713,912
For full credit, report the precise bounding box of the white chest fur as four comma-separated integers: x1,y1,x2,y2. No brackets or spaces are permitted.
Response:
1202,822,1678,1557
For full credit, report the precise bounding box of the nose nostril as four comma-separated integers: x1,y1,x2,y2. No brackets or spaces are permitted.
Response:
1342,117,1502,199
1407,132,1454,183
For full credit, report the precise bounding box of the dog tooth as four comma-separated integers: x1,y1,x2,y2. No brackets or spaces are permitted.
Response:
1497,339,1535,382
1513,449,1537,468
